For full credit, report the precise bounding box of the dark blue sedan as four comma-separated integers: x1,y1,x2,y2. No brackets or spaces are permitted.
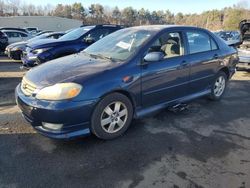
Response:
21,25,123,68
16,25,238,140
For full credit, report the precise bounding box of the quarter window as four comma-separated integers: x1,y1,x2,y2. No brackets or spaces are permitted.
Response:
187,31,217,54
19,33,28,37
211,38,218,50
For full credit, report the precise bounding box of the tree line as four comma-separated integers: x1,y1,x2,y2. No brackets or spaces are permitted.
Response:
0,0,250,31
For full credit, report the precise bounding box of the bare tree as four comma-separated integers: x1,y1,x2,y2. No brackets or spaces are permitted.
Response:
7,0,20,15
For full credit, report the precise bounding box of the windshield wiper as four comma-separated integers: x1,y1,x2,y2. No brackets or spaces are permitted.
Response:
96,53,115,62
88,53,115,62
82,51,117,62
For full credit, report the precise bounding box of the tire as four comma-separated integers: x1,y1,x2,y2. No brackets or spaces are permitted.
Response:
209,71,228,101
91,92,133,140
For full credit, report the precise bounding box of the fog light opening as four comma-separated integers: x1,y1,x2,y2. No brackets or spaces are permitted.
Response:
42,122,63,130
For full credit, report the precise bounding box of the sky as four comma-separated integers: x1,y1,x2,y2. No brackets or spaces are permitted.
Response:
24,0,249,14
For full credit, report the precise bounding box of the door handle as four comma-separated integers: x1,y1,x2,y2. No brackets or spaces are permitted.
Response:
178,60,189,70
181,60,189,67
214,54,219,59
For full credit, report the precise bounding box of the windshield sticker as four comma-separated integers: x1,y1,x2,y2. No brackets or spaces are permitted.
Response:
116,41,131,49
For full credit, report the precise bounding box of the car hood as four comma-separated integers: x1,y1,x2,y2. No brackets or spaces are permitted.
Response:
7,41,27,49
28,39,67,49
25,53,117,87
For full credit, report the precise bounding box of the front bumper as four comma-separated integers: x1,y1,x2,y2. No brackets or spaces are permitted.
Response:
21,50,53,67
15,84,98,139
21,53,37,67
5,49,22,60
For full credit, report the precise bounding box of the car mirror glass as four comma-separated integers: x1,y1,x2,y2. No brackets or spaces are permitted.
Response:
144,52,164,63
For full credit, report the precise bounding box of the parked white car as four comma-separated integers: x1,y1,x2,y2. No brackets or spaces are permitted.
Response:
2,30,32,44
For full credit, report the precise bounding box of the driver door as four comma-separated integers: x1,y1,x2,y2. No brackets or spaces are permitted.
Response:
141,31,190,107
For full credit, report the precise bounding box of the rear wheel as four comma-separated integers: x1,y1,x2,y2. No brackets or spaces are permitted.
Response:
91,93,133,140
209,71,227,101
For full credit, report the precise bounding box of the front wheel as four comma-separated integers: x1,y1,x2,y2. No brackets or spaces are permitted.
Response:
209,71,228,101
91,93,133,140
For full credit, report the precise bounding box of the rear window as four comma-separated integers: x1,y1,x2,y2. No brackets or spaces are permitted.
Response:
186,31,218,54
59,26,94,41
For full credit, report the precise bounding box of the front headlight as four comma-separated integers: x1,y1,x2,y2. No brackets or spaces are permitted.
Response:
36,83,82,100
32,47,51,54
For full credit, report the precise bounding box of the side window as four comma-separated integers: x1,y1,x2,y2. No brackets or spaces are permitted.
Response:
54,34,62,39
187,31,217,54
211,38,218,50
6,32,18,38
84,28,111,42
148,32,184,59
19,33,27,37
5,32,11,37
49,34,59,39
11,32,20,38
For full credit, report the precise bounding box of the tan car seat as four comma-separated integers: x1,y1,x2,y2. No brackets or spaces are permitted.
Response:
161,37,180,58
164,43,180,58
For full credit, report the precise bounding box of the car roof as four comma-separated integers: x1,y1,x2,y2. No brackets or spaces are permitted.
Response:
46,32,65,36
48,31,65,34
0,27,28,32
1,30,28,34
129,25,204,31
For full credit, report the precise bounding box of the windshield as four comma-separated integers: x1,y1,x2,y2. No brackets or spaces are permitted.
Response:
28,33,49,42
84,28,155,61
59,26,94,41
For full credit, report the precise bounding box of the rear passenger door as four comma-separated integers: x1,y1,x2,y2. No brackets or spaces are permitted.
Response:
184,30,220,94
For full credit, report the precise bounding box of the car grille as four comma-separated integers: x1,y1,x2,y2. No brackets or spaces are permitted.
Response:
21,77,37,96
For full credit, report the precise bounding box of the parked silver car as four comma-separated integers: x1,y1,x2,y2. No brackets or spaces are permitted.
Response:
2,30,32,44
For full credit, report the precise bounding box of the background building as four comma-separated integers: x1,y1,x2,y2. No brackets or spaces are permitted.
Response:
0,16,82,31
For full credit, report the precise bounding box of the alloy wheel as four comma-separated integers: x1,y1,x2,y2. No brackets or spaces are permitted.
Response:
214,76,226,97
100,101,128,134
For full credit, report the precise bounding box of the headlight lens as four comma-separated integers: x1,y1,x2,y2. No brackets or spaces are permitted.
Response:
36,83,82,100
32,47,51,54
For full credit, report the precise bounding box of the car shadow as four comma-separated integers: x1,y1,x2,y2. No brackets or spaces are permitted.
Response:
0,77,21,106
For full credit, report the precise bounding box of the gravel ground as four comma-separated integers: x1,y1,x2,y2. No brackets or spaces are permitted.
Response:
0,58,250,188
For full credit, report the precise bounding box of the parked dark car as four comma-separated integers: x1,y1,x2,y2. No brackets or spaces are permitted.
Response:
5,32,65,60
214,31,241,47
237,19,250,70
16,25,238,140
0,31,8,51
21,25,124,68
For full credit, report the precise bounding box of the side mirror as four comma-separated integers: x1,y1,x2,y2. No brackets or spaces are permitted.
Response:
84,37,95,44
144,52,164,62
